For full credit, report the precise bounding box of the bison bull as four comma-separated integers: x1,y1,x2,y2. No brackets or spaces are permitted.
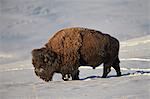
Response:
32,27,121,82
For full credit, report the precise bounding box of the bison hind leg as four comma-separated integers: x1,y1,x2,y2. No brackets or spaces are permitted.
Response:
102,64,111,78
112,57,121,76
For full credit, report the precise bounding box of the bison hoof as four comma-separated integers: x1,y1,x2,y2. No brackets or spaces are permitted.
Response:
63,78,69,81
62,74,71,81
117,73,122,77
101,76,107,78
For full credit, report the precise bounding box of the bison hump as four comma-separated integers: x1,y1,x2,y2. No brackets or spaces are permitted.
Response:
45,28,83,68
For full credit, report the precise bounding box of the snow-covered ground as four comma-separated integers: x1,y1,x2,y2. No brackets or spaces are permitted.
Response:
0,0,149,99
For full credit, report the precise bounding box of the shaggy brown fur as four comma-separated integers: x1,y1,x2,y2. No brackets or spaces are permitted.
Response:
32,27,121,82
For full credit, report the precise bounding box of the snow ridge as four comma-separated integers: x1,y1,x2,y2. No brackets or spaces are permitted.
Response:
1,67,149,76
120,58,150,62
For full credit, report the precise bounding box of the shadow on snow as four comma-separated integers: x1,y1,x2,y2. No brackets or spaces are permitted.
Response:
80,70,150,80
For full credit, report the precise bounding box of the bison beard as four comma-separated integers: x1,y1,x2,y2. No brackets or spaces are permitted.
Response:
32,27,121,82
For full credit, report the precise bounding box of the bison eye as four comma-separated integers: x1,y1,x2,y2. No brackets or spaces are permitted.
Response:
44,57,48,62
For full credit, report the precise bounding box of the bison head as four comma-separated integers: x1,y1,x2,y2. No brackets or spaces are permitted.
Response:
32,47,59,82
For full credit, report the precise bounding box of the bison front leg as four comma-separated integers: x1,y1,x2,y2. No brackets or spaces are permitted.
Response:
62,70,79,81
71,70,80,80
62,73,70,81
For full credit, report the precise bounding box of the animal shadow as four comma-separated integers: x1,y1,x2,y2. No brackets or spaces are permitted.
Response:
80,70,150,80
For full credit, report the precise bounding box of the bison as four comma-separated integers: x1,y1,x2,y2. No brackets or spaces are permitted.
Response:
32,27,121,82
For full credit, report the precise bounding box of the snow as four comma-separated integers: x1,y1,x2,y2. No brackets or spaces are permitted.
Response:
0,68,149,99
0,0,150,99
